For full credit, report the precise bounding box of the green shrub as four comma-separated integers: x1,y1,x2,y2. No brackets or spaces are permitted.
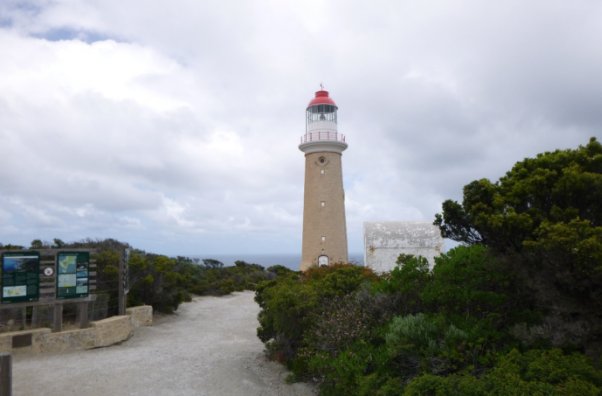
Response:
127,253,189,313
304,287,395,353
373,254,431,315
385,313,473,377
256,264,378,371
127,254,276,313
403,349,602,396
422,245,527,323
403,373,484,396
309,341,389,396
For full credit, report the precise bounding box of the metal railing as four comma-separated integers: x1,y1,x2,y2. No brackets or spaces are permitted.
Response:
300,131,346,144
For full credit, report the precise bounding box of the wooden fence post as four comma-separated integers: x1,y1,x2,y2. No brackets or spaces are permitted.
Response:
20,308,27,329
118,249,125,316
52,303,63,332
31,306,39,327
118,248,129,316
77,301,89,328
0,353,11,396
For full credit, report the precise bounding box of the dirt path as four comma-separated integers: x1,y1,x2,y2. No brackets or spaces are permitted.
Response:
12,292,316,396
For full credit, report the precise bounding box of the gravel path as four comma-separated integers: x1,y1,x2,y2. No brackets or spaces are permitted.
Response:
12,291,316,396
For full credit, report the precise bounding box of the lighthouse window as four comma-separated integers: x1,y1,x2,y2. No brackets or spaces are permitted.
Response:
319,156,326,164
321,236,326,242
321,169,325,175
321,201,325,207
307,110,337,124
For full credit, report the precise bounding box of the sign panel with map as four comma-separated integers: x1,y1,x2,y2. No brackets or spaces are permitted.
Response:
57,252,89,299
1,252,40,303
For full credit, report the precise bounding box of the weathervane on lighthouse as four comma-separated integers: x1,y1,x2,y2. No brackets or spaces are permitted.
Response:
299,86,349,271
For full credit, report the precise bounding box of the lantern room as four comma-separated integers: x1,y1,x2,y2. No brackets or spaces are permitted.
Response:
306,89,338,133
300,87,347,151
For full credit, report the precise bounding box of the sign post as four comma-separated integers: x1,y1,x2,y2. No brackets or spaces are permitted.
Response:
0,353,11,396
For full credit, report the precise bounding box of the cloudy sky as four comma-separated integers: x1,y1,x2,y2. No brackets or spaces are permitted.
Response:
0,0,600,257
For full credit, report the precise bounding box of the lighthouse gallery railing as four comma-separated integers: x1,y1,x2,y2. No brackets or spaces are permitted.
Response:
300,131,346,144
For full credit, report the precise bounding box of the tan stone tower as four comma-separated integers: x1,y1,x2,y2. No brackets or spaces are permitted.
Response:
299,88,348,271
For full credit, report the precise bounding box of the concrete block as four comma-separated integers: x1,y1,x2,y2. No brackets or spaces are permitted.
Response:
1,306,149,354
37,328,96,353
126,305,153,328
0,328,51,353
92,315,132,347
0,334,10,353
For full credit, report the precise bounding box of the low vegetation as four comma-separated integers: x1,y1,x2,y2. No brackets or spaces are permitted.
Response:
255,138,602,395
126,255,289,313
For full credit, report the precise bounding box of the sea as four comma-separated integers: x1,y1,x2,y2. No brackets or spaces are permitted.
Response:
189,253,365,271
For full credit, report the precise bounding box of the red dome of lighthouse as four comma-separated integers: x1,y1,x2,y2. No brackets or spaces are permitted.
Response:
307,90,337,108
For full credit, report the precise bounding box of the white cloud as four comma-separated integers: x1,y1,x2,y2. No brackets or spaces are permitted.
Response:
0,0,600,258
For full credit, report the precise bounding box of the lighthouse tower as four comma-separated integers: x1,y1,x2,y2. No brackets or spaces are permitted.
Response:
299,88,349,271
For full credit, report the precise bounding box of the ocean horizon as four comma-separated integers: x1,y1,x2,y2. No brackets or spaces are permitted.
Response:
188,253,365,271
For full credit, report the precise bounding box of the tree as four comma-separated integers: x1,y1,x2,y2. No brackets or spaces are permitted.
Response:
434,137,602,253
1,243,24,250
30,239,49,249
434,138,602,351
202,258,224,269
52,238,66,248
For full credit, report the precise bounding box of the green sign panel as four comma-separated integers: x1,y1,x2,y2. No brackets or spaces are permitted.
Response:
1,252,40,303
57,252,89,299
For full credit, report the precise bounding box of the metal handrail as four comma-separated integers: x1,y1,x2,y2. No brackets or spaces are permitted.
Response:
300,131,346,144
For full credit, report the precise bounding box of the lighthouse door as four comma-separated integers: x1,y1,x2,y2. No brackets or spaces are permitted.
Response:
318,255,329,266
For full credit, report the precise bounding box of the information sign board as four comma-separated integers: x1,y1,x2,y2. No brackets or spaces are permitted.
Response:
56,252,89,299
1,252,40,303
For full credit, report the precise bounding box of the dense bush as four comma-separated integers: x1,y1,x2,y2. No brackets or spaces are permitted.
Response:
127,252,191,313
404,349,602,396
188,259,277,296
373,254,431,315
257,254,602,395
256,264,377,367
127,255,278,313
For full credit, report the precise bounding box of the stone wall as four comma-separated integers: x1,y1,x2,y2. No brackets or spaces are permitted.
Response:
0,305,152,354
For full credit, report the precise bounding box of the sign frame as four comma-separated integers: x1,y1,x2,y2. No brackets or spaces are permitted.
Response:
1,251,40,303
56,251,90,299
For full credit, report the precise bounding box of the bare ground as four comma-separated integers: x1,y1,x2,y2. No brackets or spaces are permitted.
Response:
12,291,316,396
